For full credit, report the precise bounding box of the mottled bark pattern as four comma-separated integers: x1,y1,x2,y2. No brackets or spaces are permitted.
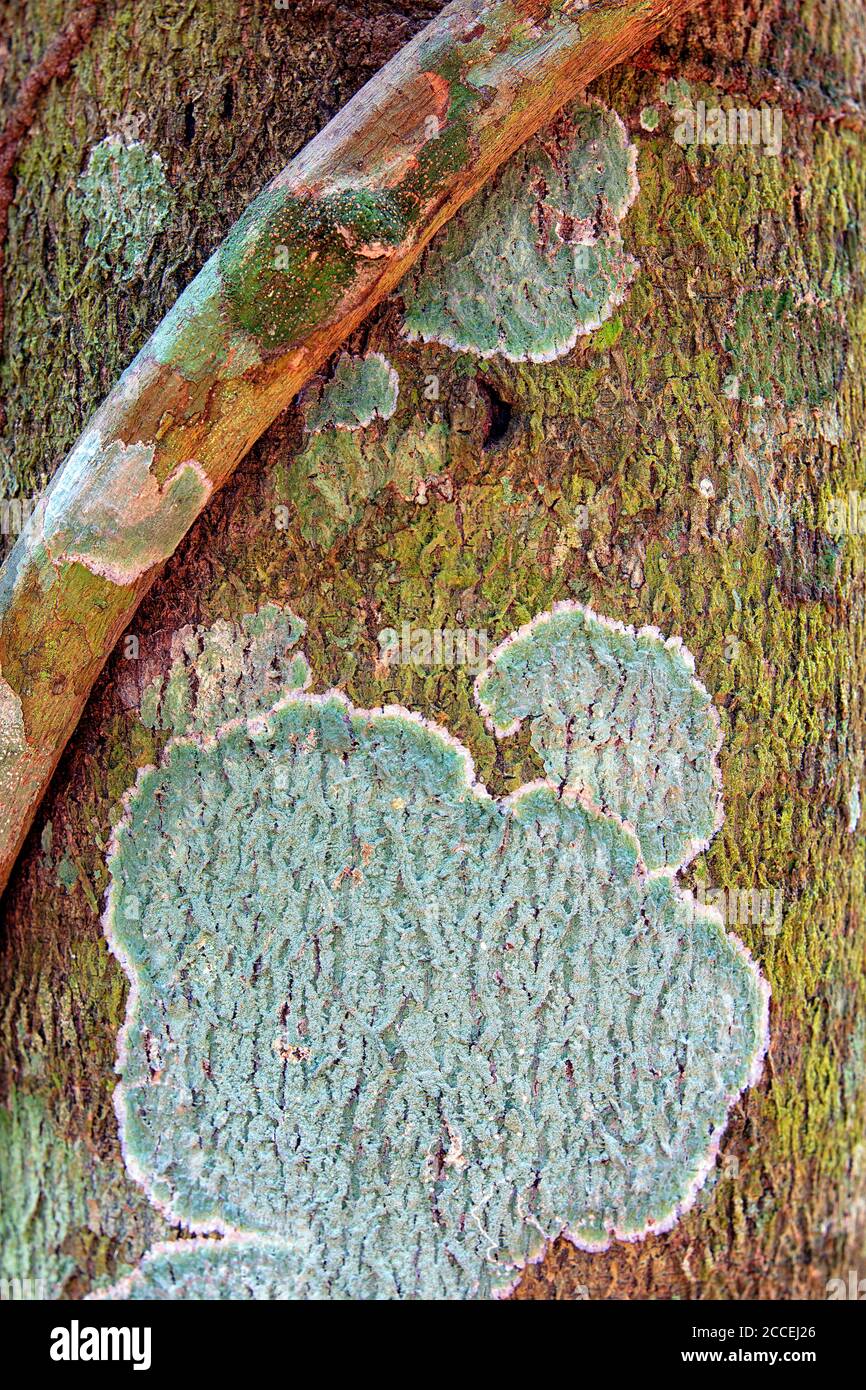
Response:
0,0,864,1300
0,0,699,898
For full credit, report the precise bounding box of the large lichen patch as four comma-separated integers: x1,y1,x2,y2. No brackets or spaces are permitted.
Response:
401,102,639,362
102,604,768,1299
92,1236,317,1301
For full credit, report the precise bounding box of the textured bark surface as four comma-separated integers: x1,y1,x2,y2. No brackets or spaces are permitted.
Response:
0,0,703,899
1,0,865,1300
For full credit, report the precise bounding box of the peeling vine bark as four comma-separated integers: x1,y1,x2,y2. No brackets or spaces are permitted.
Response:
0,0,700,900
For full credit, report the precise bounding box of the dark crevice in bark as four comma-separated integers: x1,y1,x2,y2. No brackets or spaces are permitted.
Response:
477,378,514,450
183,100,197,145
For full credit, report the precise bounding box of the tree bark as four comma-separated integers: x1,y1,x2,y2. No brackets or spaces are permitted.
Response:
1,0,865,1301
0,0,701,900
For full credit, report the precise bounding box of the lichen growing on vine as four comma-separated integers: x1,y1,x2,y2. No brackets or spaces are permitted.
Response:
41,429,211,586
219,187,407,350
102,603,768,1300
401,101,639,362
147,255,264,384
0,669,25,761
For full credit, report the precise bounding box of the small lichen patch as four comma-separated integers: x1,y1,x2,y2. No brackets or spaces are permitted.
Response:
660,78,692,108
849,780,861,834
285,416,449,546
401,102,639,363
302,353,399,433
55,856,79,892
474,603,722,872
0,668,26,833
141,603,309,736
42,429,212,586
724,409,794,536
77,138,173,278
103,605,767,1299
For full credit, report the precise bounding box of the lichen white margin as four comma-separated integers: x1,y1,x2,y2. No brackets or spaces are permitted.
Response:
88,1235,318,1302
99,604,770,1300
41,426,211,586
475,601,725,873
401,101,640,364
302,352,400,434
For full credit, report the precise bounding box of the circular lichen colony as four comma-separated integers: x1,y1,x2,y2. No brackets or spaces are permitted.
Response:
103,607,768,1299
402,101,639,362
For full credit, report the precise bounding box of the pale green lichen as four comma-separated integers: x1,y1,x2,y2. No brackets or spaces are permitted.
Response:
724,409,794,536
285,416,449,546
660,78,692,108
0,1090,87,1298
850,780,862,834
40,819,54,865
0,669,26,840
140,602,309,736
91,1236,319,1301
475,603,722,873
102,604,767,1300
41,428,211,585
55,856,79,892
402,102,639,363
77,138,173,278
302,353,399,434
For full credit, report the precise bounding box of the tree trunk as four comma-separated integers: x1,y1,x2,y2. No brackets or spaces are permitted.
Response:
1,0,865,1301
